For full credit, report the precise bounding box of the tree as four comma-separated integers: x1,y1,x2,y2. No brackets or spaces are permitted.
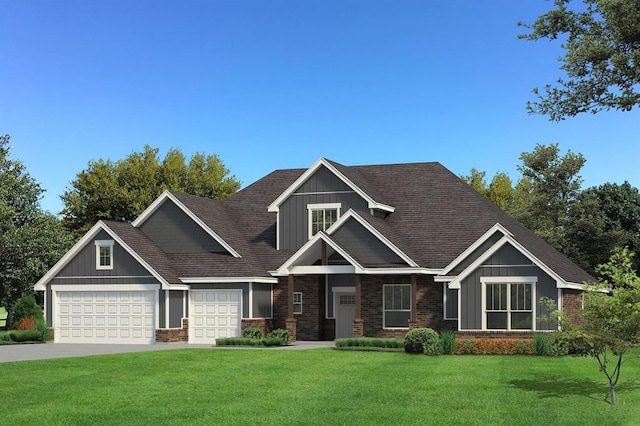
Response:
519,0,640,121
0,135,74,316
61,145,242,234
515,143,585,249
576,248,640,406
461,169,516,211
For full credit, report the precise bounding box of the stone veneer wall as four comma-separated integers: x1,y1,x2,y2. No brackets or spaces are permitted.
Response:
155,318,189,343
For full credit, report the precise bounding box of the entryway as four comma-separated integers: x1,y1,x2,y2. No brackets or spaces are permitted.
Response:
334,292,356,339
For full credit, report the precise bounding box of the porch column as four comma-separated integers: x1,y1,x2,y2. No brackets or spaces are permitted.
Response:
286,275,297,341
353,274,364,337
409,274,419,329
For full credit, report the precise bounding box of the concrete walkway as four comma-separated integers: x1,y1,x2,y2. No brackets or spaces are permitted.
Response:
0,340,335,363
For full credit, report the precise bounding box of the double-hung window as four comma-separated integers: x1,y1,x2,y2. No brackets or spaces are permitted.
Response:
483,278,535,330
95,240,114,270
293,292,303,315
383,284,411,328
307,203,341,238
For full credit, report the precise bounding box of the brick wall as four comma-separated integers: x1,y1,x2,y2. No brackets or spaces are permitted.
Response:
563,288,586,326
242,318,273,337
155,318,189,343
294,275,325,340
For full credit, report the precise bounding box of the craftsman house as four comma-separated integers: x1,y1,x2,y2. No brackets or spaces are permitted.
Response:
34,158,594,344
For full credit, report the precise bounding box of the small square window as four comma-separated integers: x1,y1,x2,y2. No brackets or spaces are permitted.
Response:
95,240,114,270
293,292,303,315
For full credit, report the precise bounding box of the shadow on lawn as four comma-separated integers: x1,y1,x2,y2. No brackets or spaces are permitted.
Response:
509,374,640,404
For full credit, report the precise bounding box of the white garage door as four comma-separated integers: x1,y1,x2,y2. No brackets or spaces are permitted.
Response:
55,291,156,344
190,290,241,344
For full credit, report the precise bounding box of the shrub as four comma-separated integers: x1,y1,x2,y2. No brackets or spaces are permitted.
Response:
268,328,292,345
36,320,51,341
10,295,44,329
0,332,11,342
533,334,551,356
404,328,439,354
439,331,457,355
513,339,534,355
8,329,42,342
241,327,263,339
457,339,476,354
215,337,284,347
14,316,36,331
335,337,404,349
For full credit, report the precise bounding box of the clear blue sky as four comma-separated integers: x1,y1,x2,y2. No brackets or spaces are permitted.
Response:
2,0,638,215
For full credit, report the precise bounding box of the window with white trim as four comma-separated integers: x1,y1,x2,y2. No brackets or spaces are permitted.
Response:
485,282,533,330
307,203,341,238
383,284,411,328
95,240,114,270
293,292,303,315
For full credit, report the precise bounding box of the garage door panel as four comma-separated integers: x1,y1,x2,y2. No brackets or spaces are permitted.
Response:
190,290,241,344
56,290,155,344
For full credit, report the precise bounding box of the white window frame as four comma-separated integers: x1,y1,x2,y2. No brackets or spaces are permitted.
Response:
95,240,114,270
383,284,411,329
293,291,303,315
307,203,341,239
481,276,537,331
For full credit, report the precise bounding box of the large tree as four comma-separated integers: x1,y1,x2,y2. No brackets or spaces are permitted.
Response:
0,135,73,315
519,0,640,121
61,145,242,234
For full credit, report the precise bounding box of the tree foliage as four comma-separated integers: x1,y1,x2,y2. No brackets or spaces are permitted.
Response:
519,0,640,120
0,135,74,314
61,145,242,234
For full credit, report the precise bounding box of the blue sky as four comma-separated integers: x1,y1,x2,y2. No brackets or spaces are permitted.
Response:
2,0,638,215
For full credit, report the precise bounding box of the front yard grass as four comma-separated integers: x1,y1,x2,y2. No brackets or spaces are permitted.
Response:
2,348,639,425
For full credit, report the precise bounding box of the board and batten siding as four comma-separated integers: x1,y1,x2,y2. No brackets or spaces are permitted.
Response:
460,244,558,331
332,219,405,266
139,199,228,253
279,166,369,250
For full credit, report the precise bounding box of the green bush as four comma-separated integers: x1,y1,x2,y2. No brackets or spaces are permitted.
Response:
335,337,404,348
8,329,42,342
439,331,457,355
216,337,283,347
36,320,51,341
241,327,263,339
533,334,551,356
404,328,439,354
513,339,533,355
10,295,44,329
458,339,476,354
268,328,292,345
0,332,11,342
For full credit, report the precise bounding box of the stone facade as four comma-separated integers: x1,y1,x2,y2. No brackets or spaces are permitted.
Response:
155,318,189,343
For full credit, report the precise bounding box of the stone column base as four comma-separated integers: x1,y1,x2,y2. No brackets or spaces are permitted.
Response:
286,318,297,342
353,319,364,338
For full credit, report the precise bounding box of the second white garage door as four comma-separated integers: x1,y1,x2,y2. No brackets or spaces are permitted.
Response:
190,290,242,344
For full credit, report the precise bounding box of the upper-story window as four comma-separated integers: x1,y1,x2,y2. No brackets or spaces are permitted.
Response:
308,203,341,239
95,240,114,270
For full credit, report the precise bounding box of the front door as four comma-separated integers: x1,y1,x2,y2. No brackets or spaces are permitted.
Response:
335,292,356,339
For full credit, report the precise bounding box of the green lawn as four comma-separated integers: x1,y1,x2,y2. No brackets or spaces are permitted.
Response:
2,348,639,425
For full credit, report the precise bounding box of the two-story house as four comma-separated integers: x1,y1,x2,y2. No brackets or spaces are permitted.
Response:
34,158,594,344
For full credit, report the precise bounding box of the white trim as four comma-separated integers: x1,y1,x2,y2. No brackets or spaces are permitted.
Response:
480,277,537,331
289,265,356,275
326,209,419,267
35,222,174,291
440,223,513,276
307,203,342,239
51,284,161,292
180,277,278,284
52,275,155,280
293,291,303,315
447,234,571,290
131,191,242,258
276,211,280,250
94,239,114,270
557,281,586,290
443,282,458,320
267,158,395,213
434,276,455,282
165,290,170,328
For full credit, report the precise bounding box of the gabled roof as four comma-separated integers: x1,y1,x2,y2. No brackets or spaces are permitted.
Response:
34,221,182,291
132,191,241,258
267,157,395,213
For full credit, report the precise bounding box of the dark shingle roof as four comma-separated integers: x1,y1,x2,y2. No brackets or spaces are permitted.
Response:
105,160,594,285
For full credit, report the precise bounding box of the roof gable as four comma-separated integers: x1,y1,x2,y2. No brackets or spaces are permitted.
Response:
267,158,395,213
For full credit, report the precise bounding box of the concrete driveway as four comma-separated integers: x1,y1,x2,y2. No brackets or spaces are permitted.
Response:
0,341,334,363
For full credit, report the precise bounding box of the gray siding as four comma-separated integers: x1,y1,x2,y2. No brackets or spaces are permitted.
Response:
332,219,405,266
158,290,166,328
55,230,153,279
460,244,558,330
297,166,352,193
169,290,184,328
140,200,227,253
451,231,503,274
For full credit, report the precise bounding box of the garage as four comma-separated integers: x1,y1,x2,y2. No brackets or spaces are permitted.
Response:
54,290,156,344
190,290,242,344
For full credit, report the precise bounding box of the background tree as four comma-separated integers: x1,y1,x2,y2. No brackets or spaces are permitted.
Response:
0,135,73,318
61,145,242,234
519,0,640,121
